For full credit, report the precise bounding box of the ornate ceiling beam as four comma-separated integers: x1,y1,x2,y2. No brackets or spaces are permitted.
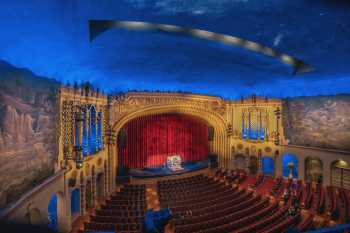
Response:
89,20,315,75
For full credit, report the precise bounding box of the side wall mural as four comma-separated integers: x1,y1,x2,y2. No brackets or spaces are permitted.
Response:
283,95,350,151
0,60,59,208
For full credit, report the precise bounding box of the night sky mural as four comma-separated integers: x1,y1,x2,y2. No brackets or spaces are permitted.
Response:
0,0,349,98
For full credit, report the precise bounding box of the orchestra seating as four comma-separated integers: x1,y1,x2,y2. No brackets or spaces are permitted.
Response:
81,184,146,233
157,173,300,233
79,169,350,233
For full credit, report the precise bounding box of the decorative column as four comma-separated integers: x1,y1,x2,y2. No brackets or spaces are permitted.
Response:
91,169,96,207
106,128,117,192
104,162,108,197
62,101,74,161
74,110,84,169
257,155,262,174
273,107,281,145
80,181,86,216
323,160,331,187
245,150,250,173
274,151,282,177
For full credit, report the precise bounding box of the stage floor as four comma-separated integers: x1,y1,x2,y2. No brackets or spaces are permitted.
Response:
129,160,209,179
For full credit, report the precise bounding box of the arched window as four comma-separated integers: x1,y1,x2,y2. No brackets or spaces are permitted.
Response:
78,105,103,157
305,157,323,183
331,160,350,189
89,106,97,154
97,112,103,150
82,108,89,156
242,108,267,141
71,188,80,218
282,154,299,178
262,156,275,176
47,194,58,230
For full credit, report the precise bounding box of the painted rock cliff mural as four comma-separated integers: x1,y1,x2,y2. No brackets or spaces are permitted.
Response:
0,60,59,208
283,95,350,151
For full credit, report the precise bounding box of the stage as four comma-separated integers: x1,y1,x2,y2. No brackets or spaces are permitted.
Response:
129,160,209,178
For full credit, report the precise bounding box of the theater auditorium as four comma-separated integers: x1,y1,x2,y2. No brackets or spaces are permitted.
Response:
1,1,350,233
0,87,349,233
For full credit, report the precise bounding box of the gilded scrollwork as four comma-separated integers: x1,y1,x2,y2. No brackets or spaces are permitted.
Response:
112,93,227,121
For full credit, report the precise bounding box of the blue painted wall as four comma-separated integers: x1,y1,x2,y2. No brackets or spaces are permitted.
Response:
262,156,274,176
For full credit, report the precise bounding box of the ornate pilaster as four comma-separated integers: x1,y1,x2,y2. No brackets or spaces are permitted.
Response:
104,162,108,196
274,151,282,177
274,107,281,145
91,169,96,207
62,101,74,160
80,183,85,216
106,128,116,191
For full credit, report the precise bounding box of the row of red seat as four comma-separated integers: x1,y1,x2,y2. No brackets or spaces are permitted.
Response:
162,188,242,213
170,189,251,215
158,178,219,192
83,222,141,232
159,182,226,201
327,186,339,219
90,215,142,224
187,202,280,233
217,169,247,184
95,209,145,217
301,182,313,209
82,184,146,233
259,213,300,233
158,174,207,186
295,213,314,232
311,183,326,214
159,170,304,233
100,203,146,211
234,206,289,233
189,190,254,216
270,176,283,197
161,186,237,208
175,195,265,226
339,188,350,222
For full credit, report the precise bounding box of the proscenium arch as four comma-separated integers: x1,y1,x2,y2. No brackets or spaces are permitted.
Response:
112,105,228,171
89,20,315,75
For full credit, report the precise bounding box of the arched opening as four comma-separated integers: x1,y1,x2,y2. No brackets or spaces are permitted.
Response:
282,154,299,178
89,106,97,154
118,113,210,168
70,188,80,219
112,104,228,183
331,160,350,189
305,157,323,183
262,156,275,176
47,194,58,230
234,154,246,170
249,156,258,175
96,173,105,200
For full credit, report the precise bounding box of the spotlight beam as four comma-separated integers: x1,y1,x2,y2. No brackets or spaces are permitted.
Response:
89,20,315,75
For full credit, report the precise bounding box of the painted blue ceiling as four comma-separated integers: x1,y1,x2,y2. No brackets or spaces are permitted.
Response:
0,0,349,99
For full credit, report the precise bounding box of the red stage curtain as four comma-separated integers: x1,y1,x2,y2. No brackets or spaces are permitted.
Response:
118,113,209,168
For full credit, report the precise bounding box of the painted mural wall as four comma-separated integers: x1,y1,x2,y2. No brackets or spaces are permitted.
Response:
283,95,350,152
0,60,59,208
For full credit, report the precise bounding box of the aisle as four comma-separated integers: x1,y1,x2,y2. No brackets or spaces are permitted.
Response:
146,184,161,211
